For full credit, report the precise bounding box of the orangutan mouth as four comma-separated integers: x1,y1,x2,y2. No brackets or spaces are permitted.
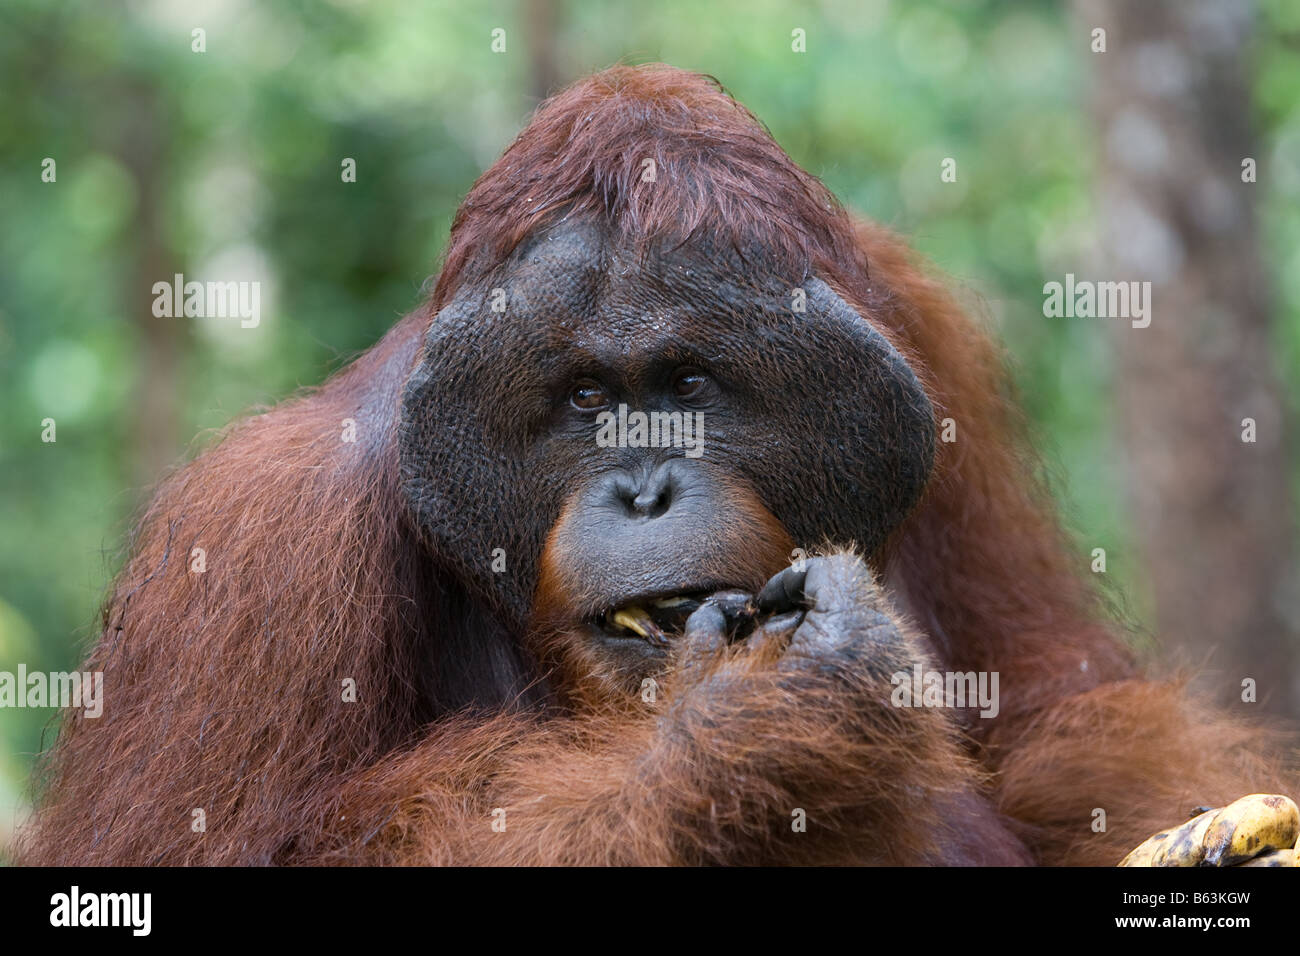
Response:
593,594,707,646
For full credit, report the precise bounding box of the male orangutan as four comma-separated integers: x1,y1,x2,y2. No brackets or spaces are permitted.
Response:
20,64,1299,866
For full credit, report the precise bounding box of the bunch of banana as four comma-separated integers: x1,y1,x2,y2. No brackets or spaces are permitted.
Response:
1119,793,1300,867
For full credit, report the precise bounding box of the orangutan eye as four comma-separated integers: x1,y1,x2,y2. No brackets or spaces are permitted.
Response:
672,368,708,399
570,379,610,410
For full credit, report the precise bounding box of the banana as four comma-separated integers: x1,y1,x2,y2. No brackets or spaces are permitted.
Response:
1238,848,1298,867
1119,793,1299,867
1118,830,1169,867
1153,808,1217,866
1119,808,1215,867
611,607,650,638
1202,794,1299,867
610,606,668,646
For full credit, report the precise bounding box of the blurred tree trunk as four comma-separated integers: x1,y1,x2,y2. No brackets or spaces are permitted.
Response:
1077,0,1299,715
524,0,561,101
118,78,185,490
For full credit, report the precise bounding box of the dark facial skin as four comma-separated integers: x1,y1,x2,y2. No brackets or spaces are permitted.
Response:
399,219,935,680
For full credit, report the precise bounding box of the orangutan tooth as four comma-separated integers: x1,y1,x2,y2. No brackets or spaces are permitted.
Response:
651,596,691,608
612,607,653,638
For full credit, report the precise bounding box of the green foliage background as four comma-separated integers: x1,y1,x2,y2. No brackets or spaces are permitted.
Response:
1,0,1298,842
